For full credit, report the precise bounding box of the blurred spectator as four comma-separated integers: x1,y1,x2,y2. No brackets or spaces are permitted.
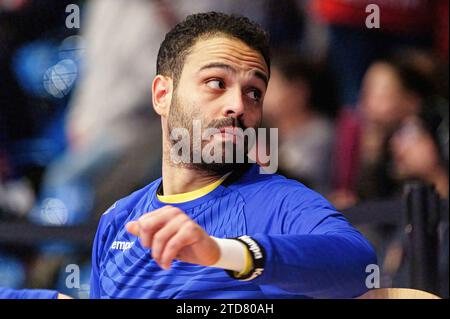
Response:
330,50,448,209
263,52,338,193
310,0,448,107
328,48,449,296
391,117,448,198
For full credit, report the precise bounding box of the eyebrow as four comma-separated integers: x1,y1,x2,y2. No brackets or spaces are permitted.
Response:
198,62,268,87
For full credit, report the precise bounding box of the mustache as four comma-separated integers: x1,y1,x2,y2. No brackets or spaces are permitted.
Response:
206,117,246,131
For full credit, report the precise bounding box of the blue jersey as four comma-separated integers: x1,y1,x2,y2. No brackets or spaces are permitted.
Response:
90,164,376,299
0,288,58,299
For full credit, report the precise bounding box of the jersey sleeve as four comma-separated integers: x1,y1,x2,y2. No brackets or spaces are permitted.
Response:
89,220,103,299
88,184,154,299
0,288,58,299
90,205,116,299
242,188,377,298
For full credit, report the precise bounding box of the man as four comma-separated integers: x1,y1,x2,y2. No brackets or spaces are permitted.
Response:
90,12,376,299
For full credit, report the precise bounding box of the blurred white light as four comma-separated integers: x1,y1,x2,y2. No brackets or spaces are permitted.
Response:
40,198,69,225
43,59,77,98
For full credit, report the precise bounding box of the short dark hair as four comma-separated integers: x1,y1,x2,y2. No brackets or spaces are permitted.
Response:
156,12,270,87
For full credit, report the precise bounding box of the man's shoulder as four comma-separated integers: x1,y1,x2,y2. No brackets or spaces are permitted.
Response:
232,165,338,232
98,178,161,226
230,165,334,209
235,164,328,203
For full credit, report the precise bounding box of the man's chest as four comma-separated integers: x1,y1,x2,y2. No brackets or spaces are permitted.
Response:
99,242,238,298
98,202,250,298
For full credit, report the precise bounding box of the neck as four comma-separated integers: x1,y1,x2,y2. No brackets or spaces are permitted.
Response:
161,153,224,196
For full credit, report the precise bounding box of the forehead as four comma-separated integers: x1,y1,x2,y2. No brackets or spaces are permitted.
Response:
183,35,269,76
365,63,399,85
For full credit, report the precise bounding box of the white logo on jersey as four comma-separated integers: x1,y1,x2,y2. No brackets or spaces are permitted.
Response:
110,241,134,251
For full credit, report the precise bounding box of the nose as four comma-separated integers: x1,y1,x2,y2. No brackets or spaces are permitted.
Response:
222,87,245,119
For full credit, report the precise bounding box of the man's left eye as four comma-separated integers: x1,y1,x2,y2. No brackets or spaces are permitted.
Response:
246,89,262,101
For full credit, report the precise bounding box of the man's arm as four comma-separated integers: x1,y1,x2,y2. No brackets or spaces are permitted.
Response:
0,288,59,299
125,203,376,298
246,222,377,298
125,206,220,270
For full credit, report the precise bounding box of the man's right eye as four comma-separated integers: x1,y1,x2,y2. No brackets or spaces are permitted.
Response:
206,79,225,90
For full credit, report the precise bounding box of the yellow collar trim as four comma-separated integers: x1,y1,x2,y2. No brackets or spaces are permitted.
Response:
157,172,232,204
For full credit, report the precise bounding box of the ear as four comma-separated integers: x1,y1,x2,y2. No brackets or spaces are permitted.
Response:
152,75,173,117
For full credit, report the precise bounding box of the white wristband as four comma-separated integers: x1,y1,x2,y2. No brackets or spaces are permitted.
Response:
209,236,247,273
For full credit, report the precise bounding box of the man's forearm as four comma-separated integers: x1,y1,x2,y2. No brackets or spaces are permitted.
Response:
246,233,377,298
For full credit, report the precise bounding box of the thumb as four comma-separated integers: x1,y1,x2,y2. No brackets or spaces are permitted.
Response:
126,221,140,236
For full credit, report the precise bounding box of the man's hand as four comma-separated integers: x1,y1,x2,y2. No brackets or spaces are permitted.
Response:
125,206,220,270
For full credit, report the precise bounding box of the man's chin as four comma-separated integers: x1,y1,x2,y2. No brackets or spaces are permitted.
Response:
191,161,251,176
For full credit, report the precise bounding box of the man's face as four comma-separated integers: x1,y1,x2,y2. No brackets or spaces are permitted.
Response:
166,35,269,173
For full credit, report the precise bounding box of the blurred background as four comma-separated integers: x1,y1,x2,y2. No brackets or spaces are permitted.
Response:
0,0,448,298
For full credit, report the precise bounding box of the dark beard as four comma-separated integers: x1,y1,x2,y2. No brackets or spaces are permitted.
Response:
192,157,254,176
167,93,254,176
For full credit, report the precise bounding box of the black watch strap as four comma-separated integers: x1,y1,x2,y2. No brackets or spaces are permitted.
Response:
225,235,266,281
